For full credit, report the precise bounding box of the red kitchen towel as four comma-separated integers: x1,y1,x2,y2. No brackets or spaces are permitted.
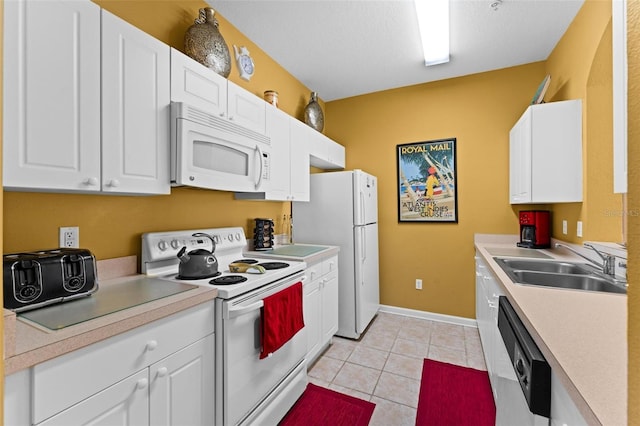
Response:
260,282,304,359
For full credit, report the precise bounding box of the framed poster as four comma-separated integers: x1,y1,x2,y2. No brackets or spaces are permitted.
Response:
396,138,458,223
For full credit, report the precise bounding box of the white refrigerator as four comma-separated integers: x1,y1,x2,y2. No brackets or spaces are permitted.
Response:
293,169,380,339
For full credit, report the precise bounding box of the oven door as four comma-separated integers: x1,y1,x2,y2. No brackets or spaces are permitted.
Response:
172,104,271,193
216,272,307,426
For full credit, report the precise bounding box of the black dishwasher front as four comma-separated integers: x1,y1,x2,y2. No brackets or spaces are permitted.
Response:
497,296,551,418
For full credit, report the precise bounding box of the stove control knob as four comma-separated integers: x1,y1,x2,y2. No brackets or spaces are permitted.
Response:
157,240,168,251
213,235,221,245
170,239,181,249
228,234,234,242
235,232,242,241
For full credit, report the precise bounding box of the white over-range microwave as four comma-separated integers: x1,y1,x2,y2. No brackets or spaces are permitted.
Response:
171,102,271,192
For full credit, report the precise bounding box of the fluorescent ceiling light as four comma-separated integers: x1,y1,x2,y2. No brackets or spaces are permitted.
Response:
414,0,450,66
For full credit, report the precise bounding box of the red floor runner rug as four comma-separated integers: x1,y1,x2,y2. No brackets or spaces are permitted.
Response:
416,359,496,426
279,383,375,426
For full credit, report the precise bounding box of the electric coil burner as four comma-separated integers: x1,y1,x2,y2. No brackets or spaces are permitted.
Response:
210,275,247,285
257,262,290,270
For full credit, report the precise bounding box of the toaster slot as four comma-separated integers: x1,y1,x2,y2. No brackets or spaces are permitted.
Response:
12,260,43,303
62,254,86,292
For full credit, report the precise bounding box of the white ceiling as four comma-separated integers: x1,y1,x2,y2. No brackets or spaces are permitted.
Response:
208,0,585,102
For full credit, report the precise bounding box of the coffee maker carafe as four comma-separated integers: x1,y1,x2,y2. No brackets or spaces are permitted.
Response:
517,210,550,249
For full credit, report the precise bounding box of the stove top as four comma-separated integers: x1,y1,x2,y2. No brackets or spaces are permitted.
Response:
141,227,306,299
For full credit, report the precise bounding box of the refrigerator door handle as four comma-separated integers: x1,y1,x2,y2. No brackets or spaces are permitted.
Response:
361,227,367,268
359,191,366,224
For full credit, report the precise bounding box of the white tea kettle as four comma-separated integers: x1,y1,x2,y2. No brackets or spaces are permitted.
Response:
176,233,219,279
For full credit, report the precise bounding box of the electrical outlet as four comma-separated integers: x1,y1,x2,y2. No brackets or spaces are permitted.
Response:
576,221,583,238
59,227,79,248
416,279,422,290
562,220,568,235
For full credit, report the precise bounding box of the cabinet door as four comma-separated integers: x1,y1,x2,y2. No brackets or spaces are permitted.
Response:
38,370,149,426
264,105,291,200
289,119,311,201
303,278,322,362
101,9,170,194
509,111,532,203
227,81,266,134
3,0,101,192
170,47,227,116
150,334,215,426
321,270,339,341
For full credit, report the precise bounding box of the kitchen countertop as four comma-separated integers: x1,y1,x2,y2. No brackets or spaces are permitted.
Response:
245,243,340,264
475,234,626,426
3,256,217,376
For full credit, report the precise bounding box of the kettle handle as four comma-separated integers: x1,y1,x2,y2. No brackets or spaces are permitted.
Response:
192,233,216,253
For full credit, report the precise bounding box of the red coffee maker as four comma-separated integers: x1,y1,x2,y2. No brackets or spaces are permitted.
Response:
517,210,550,249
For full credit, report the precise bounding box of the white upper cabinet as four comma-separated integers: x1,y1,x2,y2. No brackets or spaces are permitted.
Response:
3,1,170,194
170,48,265,135
235,106,309,201
308,129,345,170
101,10,170,195
509,100,582,204
3,0,102,192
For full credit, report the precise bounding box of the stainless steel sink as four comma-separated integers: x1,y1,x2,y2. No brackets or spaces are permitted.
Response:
494,257,627,294
509,270,626,294
494,258,595,275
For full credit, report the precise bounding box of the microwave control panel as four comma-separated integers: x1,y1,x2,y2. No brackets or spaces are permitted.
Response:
262,152,271,181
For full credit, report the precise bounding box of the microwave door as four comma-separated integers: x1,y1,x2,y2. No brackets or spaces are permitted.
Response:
175,118,270,192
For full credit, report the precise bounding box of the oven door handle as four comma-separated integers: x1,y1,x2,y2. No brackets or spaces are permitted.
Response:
226,300,264,319
224,276,307,320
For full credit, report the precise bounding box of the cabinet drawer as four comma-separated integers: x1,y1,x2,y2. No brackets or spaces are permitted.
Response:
305,262,323,282
33,302,214,423
322,256,338,275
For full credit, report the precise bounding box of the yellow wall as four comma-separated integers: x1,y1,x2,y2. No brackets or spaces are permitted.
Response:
325,62,546,318
2,0,320,260
627,0,639,422
545,0,624,243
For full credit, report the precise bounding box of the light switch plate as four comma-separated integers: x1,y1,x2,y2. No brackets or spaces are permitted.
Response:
576,221,583,237
562,220,568,235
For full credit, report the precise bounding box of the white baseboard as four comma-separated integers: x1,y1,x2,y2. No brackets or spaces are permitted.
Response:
378,304,478,328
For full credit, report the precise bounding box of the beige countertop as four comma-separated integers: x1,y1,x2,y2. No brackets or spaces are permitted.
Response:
4,256,217,376
245,243,340,264
475,234,626,426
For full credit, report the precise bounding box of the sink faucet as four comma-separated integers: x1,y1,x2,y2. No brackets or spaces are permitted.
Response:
554,243,617,277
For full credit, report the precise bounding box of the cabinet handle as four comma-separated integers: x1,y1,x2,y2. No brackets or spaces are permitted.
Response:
106,179,120,188
136,378,149,390
83,177,98,186
488,301,498,308
145,340,158,351
229,116,234,121
157,367,168,378
219,112,225,118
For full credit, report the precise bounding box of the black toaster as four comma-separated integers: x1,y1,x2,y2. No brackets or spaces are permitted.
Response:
3,248,99,312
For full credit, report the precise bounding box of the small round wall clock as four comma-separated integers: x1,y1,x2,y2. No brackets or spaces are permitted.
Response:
233,45,255,81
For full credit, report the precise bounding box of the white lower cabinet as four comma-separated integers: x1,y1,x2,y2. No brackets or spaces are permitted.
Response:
38,369,150,426
475,253,503,398
303,255,339,364
149,334,215,426
5,302,215,426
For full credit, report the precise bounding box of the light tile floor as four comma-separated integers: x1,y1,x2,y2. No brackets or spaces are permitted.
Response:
307,311,486,425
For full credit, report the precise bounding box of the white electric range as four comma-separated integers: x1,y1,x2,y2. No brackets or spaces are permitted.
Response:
141,227,309,426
